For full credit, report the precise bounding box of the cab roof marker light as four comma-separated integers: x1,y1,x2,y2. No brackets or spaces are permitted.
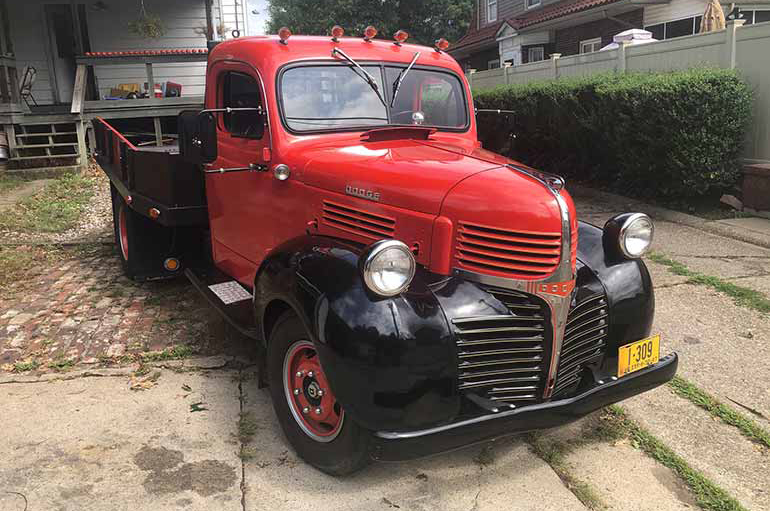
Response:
278,27,291,45
364,26,377,42
393,30,409,45
331,25,344,42
435,38,450,52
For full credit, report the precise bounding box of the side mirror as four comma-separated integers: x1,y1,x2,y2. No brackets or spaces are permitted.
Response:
178,110,218,164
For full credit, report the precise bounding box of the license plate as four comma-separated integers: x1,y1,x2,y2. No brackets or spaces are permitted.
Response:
618,335,660,377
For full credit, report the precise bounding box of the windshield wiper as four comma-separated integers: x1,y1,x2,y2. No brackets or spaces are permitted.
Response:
390,51,420,108
331,48,387,108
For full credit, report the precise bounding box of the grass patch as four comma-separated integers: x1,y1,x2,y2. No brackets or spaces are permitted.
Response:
604,405,749,511
0,245,62,290
668,376,770,449
49,357,74,372
0,175,26,194
238,412,259,444
13,359,40,372
140,344,195,362
648,252,770,314
527,432,606,510
0,173,95,233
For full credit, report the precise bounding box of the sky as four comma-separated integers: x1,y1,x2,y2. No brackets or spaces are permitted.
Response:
246,0,269,35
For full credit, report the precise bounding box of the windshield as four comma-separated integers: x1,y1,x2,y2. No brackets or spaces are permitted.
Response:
280,63,468,133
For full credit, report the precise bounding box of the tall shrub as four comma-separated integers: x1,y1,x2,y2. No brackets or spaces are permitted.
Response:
473,69,753,200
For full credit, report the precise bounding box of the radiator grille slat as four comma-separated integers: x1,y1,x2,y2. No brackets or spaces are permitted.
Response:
321,201,395,240
454,287,549,407
552,292,609,398
456,222,561,279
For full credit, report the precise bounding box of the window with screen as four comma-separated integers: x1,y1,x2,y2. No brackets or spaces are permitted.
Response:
528,47,545,62
527,0,541,8
487,0,497,22
580,38,602,53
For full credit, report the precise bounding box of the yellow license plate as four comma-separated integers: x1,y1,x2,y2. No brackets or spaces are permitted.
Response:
618,335,660,377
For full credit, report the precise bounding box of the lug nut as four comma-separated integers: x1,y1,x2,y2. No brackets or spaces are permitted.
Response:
293,388,300,395
296,371,304,378
315,407,322,415
317,389,324,396
302,407,309,414
308,371,314,378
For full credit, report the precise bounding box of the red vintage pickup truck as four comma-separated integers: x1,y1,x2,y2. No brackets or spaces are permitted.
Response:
92,27,676,475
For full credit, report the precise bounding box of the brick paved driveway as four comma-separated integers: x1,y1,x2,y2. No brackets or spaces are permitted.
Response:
0,243,253,372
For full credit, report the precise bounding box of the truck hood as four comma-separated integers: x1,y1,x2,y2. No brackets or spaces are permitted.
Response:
298,139,509,215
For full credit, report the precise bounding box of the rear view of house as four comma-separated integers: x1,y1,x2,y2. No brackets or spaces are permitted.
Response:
450,0,770,70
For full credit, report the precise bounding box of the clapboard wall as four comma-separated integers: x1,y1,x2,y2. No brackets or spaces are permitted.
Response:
6,0,248,104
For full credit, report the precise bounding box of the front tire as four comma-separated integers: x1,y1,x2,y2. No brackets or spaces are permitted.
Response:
267,311,371,475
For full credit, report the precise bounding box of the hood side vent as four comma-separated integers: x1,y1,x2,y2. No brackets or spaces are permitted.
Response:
456,222,561,279
322,200,396,240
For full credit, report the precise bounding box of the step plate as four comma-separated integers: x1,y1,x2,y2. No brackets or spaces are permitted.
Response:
208,281,252,305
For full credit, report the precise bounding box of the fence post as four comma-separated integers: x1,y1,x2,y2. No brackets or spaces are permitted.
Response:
724,19,746,69
617,40,630,73
504,62,512,85
550,53,561,80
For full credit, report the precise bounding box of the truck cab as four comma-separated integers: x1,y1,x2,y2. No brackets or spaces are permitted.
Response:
93,28,677,475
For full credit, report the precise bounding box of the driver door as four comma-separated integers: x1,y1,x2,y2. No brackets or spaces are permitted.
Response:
205,63,272,284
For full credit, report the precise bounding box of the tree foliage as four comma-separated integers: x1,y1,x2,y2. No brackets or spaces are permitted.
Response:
266,0,473,46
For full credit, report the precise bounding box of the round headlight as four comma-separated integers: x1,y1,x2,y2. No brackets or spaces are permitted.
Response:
619,213,654,258
362,240,416,297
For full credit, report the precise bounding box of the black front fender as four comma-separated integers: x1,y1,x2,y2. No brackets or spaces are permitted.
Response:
577,221,655,356
254,236,459,432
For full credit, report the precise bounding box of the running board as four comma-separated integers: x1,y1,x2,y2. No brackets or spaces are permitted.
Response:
185,268,261,341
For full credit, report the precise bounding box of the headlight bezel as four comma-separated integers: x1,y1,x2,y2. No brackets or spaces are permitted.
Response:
361,239,416,297
603,212,654,260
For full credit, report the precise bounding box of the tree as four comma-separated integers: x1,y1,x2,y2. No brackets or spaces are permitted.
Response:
265,0,473,46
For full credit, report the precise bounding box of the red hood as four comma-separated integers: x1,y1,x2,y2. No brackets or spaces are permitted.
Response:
297,139,508,215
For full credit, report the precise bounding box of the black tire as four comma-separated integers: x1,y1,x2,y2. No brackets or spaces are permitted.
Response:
110,185,135,278
267,310,371,475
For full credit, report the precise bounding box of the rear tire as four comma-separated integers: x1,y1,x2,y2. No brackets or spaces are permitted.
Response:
110,186,138,278
267,310,371,475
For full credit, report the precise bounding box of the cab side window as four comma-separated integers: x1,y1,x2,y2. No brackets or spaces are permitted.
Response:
221,71,265,139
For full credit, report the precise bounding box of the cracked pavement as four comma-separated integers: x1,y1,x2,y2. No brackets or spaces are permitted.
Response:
1,189,770,510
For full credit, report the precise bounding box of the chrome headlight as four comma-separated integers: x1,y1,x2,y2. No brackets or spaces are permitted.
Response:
604,213,654,259
361,240,416,297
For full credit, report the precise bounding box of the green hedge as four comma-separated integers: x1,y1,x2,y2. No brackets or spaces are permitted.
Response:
473,69,753,200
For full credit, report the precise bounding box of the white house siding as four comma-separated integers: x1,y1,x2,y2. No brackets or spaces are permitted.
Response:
6,0,57,104
643,0,709,25
6,0,249,104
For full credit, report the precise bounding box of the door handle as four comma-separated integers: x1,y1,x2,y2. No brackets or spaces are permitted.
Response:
204,163,268,174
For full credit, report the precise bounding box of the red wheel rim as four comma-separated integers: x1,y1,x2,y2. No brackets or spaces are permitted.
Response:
283,340,344,442
118,205,129,261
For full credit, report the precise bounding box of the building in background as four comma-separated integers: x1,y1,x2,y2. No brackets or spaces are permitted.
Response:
450,0,770,71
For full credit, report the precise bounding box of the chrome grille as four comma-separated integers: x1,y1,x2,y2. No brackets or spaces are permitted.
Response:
453,288,549,405
552,292,608,397
455,222,561,279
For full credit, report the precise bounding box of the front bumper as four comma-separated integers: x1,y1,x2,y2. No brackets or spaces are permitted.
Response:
370,352,678,461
